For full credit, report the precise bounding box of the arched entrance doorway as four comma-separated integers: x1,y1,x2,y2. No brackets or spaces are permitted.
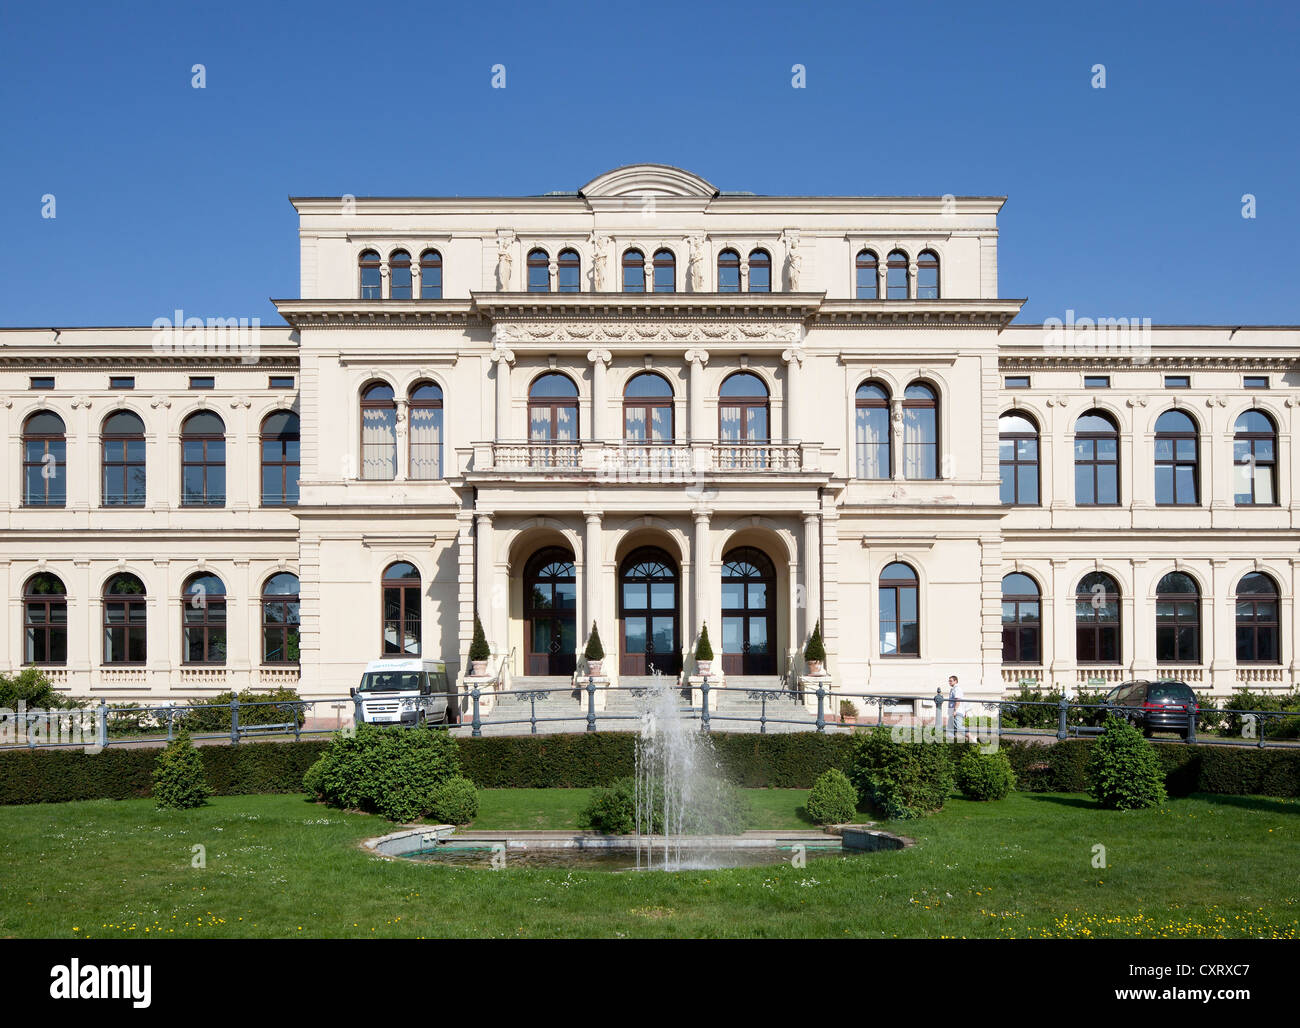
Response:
618,547,682,676
721,547,777,675
523,547,577,676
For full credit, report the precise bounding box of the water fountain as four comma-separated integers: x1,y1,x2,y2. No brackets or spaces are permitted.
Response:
635,666,719,870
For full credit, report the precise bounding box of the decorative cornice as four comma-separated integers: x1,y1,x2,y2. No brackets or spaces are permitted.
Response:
1000,354,1298,371
491,321,804,345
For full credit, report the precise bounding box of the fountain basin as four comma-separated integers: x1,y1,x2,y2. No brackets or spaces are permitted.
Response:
365,827,909,871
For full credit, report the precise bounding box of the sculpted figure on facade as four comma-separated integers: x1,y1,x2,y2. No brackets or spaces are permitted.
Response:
496,232,515,290
591,235,611,291
687,234,706,292
786,234,802,290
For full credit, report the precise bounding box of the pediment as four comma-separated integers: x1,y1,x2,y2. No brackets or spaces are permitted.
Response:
578,164,719,199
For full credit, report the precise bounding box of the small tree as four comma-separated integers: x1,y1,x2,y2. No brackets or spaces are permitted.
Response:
695,623,714,662
584,621,605,661
1086,715,1167,810
804,620,826,664
468,612,490,663
152,730,213,810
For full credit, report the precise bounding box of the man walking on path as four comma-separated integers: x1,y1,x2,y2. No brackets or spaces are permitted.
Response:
947,675,964,736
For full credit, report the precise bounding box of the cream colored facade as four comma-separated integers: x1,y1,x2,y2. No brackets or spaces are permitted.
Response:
3,164,1298,704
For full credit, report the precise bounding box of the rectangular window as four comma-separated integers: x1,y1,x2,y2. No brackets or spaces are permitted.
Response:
110,376,135,390
1244,376,1269,389
269,376,295,389
1164,375,1190,389
1004,376,1030,390
30,377,55,390
1084,375,1110,389
189,376,215,390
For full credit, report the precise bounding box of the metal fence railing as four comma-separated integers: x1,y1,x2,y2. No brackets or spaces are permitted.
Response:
1,681,1296,750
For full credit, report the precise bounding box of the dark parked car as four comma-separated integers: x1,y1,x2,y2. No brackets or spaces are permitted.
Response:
1104,679,1198,739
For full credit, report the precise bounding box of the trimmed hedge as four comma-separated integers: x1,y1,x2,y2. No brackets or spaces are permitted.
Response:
0,731,1297,806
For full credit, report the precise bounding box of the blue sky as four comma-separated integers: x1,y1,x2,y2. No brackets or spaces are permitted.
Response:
1,0,1296,327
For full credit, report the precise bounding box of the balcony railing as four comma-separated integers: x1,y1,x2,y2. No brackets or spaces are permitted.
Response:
466,440,825,476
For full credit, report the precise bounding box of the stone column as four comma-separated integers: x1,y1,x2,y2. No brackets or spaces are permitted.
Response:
1130,558,1150,678
475,512,496,651
584,511,603,652
907,258,918,299
801,512,821,646
490,347,515,440
1050,559,1073,692
410,259,421,299
379,257,390,300
643,254,654,293
393,398,408,482
548,256,558,293
739,254,749,292
782,346,804,444
686,349,709,442
877,260,887,300
1208,559,1229,691
587,349,611,442
693,510,711,656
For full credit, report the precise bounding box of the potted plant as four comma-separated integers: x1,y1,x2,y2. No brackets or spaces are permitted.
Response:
805,619,827,676
468,612,490,677
695,623,714,675
839,699,859,725
584,621,605,676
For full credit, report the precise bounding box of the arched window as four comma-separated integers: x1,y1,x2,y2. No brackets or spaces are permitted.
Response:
721,547,777,675
527,248,550,292
855,381,890,478
917,250,940,299
557,248,580,293
103,573,146,665
1234,409,1277,505
409,381,443,479
382,561,421,656
359,249,382,299
718,249,740,292
102,411,146,507
623,372,674,444
23,572,67,665
360,382,397,480
718,373,770,465
181,410,226,507
389,250,412,299
262,572,300,665
653,249,676,293
886,250,909,299
618,547,681,675
902,383,938,479
1076,572,1122,664
1074,410,1119,505
260,411,300,506
182,572,227,664
879,562,919,657
1156,571,1201,664
1155,409,1199,506
999,412,1039,505
1236,572,1279,664
622,249,645,292
419,249,442,299
855,250,878,299
22,411,66,507
748,249,771,292
1001,573,1041,664
528,373,580,460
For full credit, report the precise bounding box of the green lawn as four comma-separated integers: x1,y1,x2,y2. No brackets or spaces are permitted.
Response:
0,789,1295,939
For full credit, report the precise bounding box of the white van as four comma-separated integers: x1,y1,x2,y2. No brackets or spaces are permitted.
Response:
351,659,455,726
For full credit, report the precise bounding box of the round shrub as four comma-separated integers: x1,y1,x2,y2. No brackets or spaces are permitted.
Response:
579,777,636,834
848,727,954,820
303,723,464,822
806,768,858,824
1086,715,1167,810
429,776,479,825
152,730,212,810
955,749,1016,801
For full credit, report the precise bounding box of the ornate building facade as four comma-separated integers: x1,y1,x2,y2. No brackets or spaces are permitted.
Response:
3,164,1297,704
